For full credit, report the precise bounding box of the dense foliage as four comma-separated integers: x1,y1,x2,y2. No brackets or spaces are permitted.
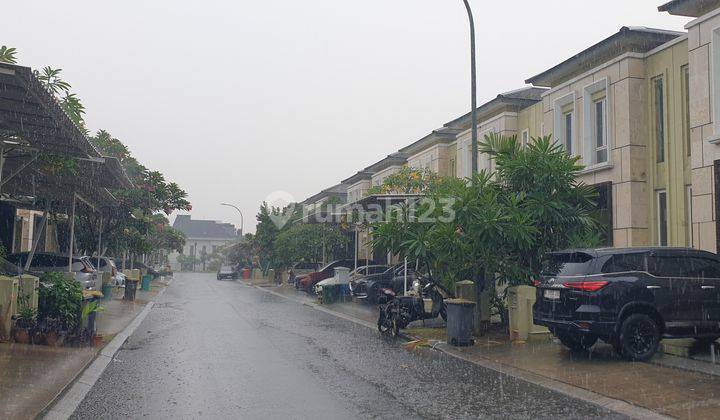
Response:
38,272,83,331
274,223,349,266
366,167,439,196
372,134,600,289
240,200,350,271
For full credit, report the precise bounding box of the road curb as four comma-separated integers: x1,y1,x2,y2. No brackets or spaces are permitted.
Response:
253,284,669,420
41,278,174,420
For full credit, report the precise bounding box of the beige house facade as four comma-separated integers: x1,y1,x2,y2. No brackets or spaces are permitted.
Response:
327,0,720,262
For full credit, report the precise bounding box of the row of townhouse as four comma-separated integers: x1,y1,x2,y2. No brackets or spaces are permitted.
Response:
300,0,720,262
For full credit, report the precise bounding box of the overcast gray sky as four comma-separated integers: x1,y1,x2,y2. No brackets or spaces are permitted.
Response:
4,1,690,232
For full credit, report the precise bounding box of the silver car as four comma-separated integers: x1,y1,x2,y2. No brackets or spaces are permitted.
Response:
93,256,125,286
5,252,99,290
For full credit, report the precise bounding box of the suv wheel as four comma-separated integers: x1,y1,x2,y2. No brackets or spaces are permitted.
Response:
619,313,660,361
557,331,597,352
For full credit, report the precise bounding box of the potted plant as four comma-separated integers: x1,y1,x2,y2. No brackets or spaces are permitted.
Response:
13,306,37,344
38,272,82,345
43,318,66,347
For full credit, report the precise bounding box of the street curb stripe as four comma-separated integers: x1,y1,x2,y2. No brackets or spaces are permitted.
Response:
253,284,670,420
41,278,174,420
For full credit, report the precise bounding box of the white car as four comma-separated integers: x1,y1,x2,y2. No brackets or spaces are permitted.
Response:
315,266,351,295
94,257,125,287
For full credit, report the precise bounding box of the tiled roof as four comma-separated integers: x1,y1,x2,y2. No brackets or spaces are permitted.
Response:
526,27,683,87
172,215,238,239
658,0,720,17
443,87,546,130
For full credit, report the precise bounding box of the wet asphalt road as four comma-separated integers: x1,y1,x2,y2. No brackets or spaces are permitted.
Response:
70,273,620,419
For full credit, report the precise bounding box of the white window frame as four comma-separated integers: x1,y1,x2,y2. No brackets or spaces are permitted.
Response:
583,78,611,167
686,185,693,247
553,92,576,155
712,26,720,140
521,129,529,148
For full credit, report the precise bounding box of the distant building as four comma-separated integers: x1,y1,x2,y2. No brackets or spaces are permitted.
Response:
168,215,238,271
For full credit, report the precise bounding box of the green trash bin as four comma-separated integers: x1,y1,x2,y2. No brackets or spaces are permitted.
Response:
320,284,338,304
101,283,113,300
141,274,152,291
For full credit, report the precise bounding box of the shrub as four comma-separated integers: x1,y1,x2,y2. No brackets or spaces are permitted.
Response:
38,272,83,331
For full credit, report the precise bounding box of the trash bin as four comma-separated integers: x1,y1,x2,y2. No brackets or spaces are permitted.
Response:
320,284,337,304
141,274,152,291
339,284,351,302
124,279,138,301
101,283,113,300
446,299,476,347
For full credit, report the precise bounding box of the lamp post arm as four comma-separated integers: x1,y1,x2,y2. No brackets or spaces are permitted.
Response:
220,202,244,237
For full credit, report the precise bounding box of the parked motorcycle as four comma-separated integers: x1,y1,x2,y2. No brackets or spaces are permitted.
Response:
377,276,453,336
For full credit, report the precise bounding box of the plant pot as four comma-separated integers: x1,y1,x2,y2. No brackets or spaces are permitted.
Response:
13,328,31,344
92,334,104,347
45,330,66,347
31,330,45,345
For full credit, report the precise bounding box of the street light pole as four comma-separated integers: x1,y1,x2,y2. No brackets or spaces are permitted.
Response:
462,0,485,335
220,203,244,238
462,0,478,175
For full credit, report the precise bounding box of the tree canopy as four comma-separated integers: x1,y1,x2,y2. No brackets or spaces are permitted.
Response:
372,133,600,289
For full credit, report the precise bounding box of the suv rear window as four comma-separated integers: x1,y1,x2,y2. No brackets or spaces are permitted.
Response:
600,253,645,274
542,252,595,276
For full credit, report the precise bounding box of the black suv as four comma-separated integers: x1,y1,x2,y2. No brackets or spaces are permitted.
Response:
533,247,720,361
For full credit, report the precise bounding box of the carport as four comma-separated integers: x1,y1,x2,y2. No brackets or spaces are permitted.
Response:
0,61,132,271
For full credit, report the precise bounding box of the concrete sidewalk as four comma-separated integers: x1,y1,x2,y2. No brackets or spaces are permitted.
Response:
264,282,720,419
0,278,169,420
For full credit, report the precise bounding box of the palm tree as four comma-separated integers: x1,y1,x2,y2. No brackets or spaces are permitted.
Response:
0,46,17,64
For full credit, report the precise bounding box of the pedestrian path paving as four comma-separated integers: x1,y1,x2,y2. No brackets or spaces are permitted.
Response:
408,328,720,419
264,282,720,419
0,279,167,420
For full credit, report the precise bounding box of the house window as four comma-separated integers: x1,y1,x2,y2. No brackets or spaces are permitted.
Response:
686,185,693,247
563,110,573,154
449,157,456,177
583,79,609,166
592,97,607,164
656,190,668,246
653,76,665,163
554,93,575,156
682,65,691,157
521,129,529,148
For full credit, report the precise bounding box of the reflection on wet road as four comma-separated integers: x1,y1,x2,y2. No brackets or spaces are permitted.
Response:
70,273,620,419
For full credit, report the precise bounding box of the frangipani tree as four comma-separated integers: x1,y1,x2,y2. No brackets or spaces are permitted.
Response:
372,133,600,290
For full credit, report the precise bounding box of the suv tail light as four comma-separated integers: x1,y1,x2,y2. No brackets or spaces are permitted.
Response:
562,281,608,292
